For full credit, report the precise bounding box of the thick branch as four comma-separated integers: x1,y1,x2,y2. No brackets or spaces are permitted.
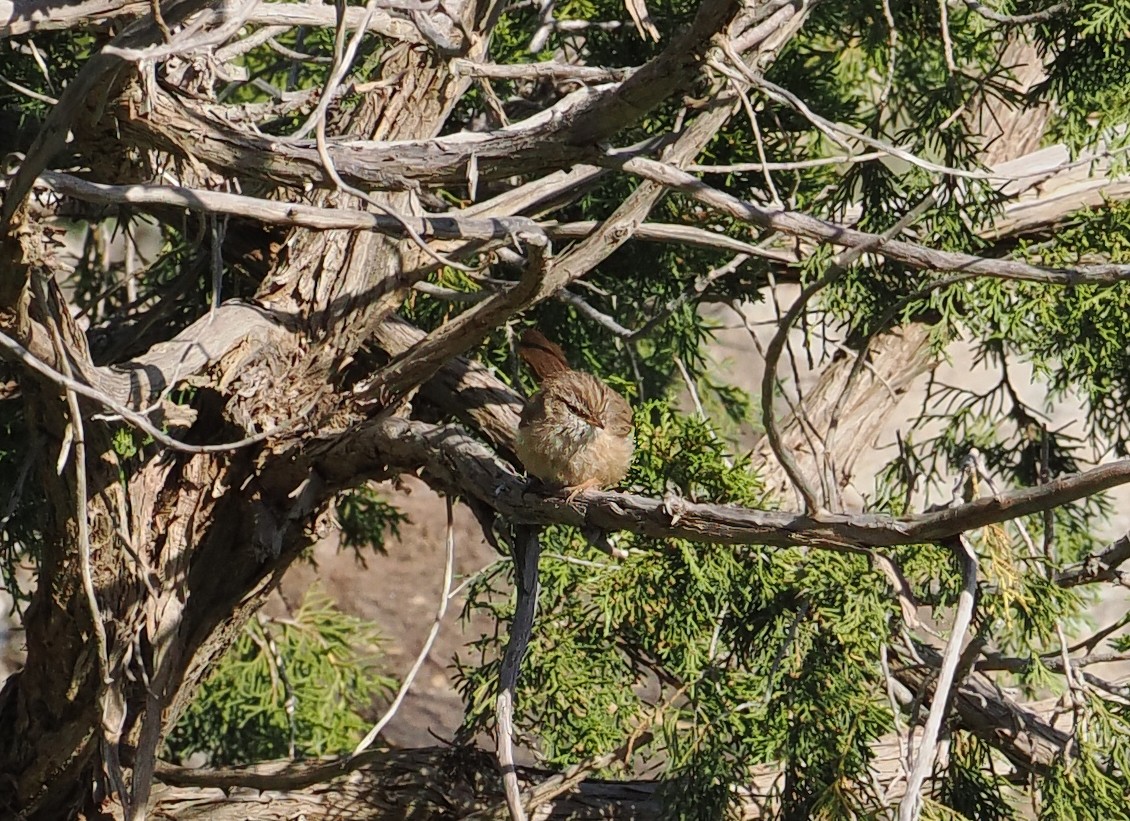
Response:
0,0,147,36
118,0,738,192
89,301,288,408
337,416,1130,553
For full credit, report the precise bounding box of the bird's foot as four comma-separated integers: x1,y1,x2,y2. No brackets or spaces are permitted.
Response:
564,478,601,504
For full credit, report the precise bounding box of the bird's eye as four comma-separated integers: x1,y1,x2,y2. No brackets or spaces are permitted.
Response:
564,398,602,427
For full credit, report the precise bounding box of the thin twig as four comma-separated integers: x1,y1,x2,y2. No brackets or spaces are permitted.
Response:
351,494,456,757
38,277,126,815
880,641,912,801
258,615,299,759
939,0,956,73
720,41,996,182
727,70,781,206
878,0,897,106
675,356,732,469
630,252,751,341
554,288,633,338
291,0,377,140
0,74,58,104
688,151,887,173
899,532,977,821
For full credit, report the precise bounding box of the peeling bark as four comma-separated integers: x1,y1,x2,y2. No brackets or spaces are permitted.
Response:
0,4,1126,820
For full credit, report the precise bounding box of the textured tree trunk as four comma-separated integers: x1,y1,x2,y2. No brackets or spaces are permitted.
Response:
2,4,1118,819
0,6,491,816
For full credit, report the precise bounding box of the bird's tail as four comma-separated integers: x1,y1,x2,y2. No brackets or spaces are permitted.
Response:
518,329,571,383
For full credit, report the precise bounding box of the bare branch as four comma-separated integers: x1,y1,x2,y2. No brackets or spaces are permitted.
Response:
1056,533,1130,588
0,0,148,36
36,170,548,244
351,495,456,757
616,156,1130,285
900,536,977,821
451,59,634,83
351,416,1130,554
0,0,447,39
496,525,540,821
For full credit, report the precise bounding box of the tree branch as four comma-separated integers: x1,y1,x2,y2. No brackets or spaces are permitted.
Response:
496,525,541,821
616,156,1130,285
900,536,977,821
118,0,738,193
36,171,543,243
339,416,1130,554
1056,532,1130,588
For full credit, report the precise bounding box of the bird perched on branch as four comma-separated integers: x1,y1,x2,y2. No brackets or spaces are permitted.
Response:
514,329,634,501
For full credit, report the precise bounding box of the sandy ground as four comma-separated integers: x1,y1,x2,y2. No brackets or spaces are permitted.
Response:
275,477,502,748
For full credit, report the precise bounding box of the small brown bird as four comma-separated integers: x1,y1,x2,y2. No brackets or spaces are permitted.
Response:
515,330,634,501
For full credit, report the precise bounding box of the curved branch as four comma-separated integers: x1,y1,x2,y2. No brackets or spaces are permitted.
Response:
118,0,738,192
617,156,1130,285
347,416,1130,554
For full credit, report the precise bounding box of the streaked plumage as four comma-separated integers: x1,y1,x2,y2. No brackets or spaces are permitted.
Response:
514,330,634,495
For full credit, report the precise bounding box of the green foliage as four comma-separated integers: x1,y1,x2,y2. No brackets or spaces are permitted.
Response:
165,586,395,765
1041,747,1130,821
936,733,1017,820
336,484,408,559
455,402,904,815
1038,0,1130,160
0,30,97,142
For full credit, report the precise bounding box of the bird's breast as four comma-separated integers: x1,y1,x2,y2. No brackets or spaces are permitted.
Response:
516,410,633,488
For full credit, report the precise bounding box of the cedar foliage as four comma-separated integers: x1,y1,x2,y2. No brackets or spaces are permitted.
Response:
1,0,1130,819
